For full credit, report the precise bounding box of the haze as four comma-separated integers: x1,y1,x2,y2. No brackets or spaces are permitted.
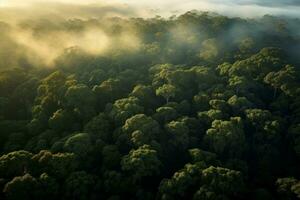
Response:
1,0,300,17
0,0,299,67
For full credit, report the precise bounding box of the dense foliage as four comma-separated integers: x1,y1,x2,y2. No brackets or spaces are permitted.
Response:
0,11,300,199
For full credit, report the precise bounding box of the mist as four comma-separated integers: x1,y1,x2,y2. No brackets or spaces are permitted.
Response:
2,0,300,18
0,0,299,68
0,1,143,67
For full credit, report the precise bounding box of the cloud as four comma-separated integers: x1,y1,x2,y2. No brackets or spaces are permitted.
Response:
1,0,101,6
119,0,300,17
234,0,300,7
1,0,299,18
0,1,139,24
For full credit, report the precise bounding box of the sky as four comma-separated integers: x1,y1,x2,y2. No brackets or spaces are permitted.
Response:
0,0,299,18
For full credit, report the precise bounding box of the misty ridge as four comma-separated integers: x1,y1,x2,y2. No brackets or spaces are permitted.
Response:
0,2,299,69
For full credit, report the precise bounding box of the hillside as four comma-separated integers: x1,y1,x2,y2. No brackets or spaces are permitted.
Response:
0,11,300,200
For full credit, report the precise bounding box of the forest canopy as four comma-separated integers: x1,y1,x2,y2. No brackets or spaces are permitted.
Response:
0,2,300,200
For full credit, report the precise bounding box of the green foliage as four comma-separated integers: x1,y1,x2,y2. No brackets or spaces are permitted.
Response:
153,106,178,124
277,177,300,199
156,84,176,103
64,133,92,157
65,84,96,120
31,150,78,179
107,97,144,126
3,173,39,200
64,171,95,200
193,166,244,200
38,173,59,200
264,65,299,97
204,117,246,157
84,113,111,142
165,120,190,149
227,95,253,114
0,150,32,178
159,163,204,200
200,166,244,195
0,11,299,200
122,114,161,147
193,93,210,112
289,124,300,157
102,145,121,169
121,145,161,181
48,109,74,132
93,78,129,108
130,84,158,109
189,148,219,165
3,132,27,152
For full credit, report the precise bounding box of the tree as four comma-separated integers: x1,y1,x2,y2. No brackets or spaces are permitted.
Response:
228,76,252,94
84,113,112,142
31,150,78,179
28,71,68,135
204,117,246,158
36,71,67,111
65,84,96,121
193,93,210,112
288,124,300,157
193,166,244,200
93,78,128,109
165,69,196,101
0,150,33,178
130,84,158,110
165,120,190,150
64,171,95,200
3,173,39,200
217,62,232,77
121,145,161,181
245,109,282,180
209,99,230,113
248,108,282,134
64,133,93,158
48,109,74,132
227,47,285,82
191,66,218,91
102,145,121,169
38,173,59,200
3,132,27,152
198,109,225,125
122,114,161,147
107,97,144,126
87,69,107,86
189,148,219,166
153,106,178,124
103,169,135,196
158,163,205,200
156,84,176,103
227,95,253,114
10,77,39,119
264,65,298,98
0,97,8,119
25,129,59,153
277,177,300,199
